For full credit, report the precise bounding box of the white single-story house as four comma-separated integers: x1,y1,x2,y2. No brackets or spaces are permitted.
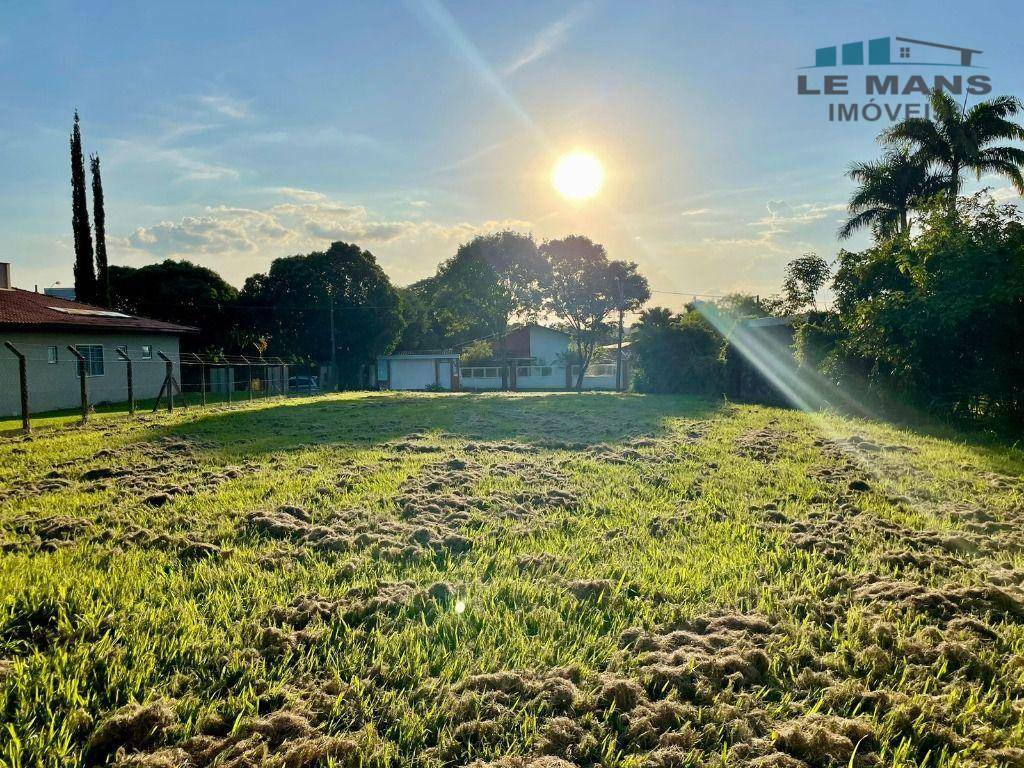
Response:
375,323,619,392
0,263,196,416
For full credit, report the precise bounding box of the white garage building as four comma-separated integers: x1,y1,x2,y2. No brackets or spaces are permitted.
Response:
375,352,459,391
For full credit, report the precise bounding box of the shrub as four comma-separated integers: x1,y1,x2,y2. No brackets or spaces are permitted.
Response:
631,311,724,395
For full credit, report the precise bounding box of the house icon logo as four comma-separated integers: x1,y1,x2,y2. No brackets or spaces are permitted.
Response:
808,37,983,68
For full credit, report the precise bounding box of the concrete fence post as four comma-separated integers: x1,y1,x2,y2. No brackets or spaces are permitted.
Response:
114,347,135,415
4,342,30,433
65,345,89,422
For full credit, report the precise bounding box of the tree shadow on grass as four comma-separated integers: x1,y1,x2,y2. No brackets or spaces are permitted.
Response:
151,391,727,458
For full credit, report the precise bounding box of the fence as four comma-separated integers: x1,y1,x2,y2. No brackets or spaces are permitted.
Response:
0,340,304,432
458,362,621,392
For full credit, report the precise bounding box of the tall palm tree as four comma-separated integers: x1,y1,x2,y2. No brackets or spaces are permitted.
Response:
881,90,1024,215
839,149,944,240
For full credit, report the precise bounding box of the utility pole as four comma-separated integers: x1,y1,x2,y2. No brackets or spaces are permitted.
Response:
615,276,625,392
329,297,337,392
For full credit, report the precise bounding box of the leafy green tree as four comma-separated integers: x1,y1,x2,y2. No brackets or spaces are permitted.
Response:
881,91,1024,215
781,253,830,312
460,339,494,364
637,306,674,328
632,309,723,394
109,260,239,352
240,241,403,388
541,235,617,391
90,153,110,306
607,260,650,390
839,148,945,239
829,192,1024,425
70,111,95,304
431,232,548,357
716,293,767,318
394,278,448,351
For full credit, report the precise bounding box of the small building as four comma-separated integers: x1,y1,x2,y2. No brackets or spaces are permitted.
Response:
0,263,196,416
375,351,459,391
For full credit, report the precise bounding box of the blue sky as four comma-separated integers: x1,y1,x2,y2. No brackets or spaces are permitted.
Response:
2,1,1022,308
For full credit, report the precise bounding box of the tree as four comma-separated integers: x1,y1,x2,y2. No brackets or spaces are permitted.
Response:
827,192,1024,426
541,235,617,391
90,153,110,306
109,260,240,353
432,232,547,359
881,91,1024,215
240,241,404,388
839,148,944,239
606,260,650,390
781,253,830,313
716,293,767,318
460,339,494,364
70,111,95,304
632,309,724,395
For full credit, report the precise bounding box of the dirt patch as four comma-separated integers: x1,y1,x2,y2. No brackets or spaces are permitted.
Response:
85,699,179,765
106,703,368,768
737,427,788,464
243,502,472,562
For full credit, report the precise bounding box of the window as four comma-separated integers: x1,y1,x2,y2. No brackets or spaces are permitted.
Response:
141,345,153,360
47,346,58,364
74,344,104,377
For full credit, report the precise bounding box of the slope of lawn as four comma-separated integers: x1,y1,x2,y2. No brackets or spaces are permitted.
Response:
1,392,1023,768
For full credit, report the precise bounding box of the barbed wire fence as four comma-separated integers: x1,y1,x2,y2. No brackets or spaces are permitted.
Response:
0,340,317,433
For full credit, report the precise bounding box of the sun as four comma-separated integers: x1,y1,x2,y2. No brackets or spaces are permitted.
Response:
552,150,604,201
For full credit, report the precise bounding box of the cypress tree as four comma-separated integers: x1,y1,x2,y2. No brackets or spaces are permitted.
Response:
70,111,95,303
90,153,110,306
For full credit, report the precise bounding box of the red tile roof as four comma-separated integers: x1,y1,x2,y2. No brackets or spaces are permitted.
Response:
0,288,196,335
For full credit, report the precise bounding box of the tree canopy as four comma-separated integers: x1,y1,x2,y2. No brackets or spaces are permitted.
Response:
109,260,239,353
240,242,403,387
541,235,617,390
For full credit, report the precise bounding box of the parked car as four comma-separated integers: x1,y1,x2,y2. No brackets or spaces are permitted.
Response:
288,375,320,395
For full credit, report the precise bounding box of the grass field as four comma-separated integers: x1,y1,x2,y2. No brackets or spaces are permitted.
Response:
2,392,1024,768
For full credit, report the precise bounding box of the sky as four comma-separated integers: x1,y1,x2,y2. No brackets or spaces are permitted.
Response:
2,0,1023,311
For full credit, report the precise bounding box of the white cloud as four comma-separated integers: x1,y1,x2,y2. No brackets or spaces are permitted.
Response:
114,191,531,284
502,2,593,77
195,94,253,120
679,207,711,217
106,137,239,182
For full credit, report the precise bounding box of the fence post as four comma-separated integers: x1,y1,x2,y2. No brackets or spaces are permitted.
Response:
4,342,30,432
66,346,89,422
200,359,207,406
158,351,174,412
115,347,134,415
241,355,253,401
283,363,289,397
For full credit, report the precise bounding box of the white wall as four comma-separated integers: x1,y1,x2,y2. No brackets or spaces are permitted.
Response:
388,358,454,390
529,327,571,364
0,331,181,416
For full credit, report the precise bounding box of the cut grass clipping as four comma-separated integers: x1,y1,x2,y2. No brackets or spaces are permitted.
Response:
2,391,1024,767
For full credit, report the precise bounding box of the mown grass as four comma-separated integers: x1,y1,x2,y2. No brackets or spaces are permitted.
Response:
1,392,1023,768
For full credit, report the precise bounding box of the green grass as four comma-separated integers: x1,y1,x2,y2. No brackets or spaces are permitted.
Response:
2,392,1023,768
